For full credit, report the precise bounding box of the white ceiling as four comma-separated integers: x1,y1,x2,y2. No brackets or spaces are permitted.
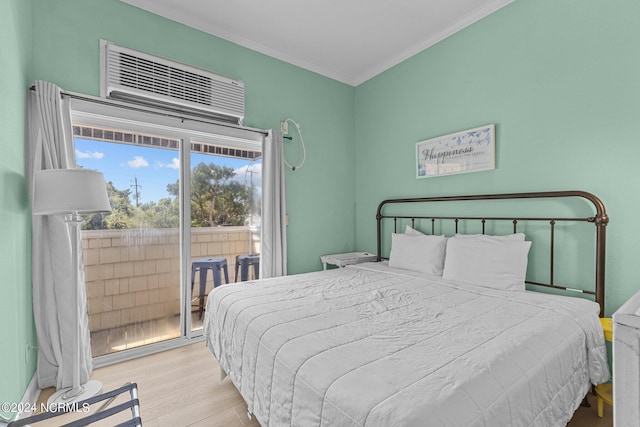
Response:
121,0,513,86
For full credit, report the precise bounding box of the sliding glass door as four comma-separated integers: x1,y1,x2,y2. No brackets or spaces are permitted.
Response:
70,99,263,359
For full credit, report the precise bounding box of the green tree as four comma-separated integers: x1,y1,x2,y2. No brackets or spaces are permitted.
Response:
82,162,252,230
214,180,250,226
138,197,179,228
83,181,135,230
168,162,250,227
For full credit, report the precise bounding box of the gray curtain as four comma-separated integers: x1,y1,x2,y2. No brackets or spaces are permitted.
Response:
27,81,93,389
260,130,287,278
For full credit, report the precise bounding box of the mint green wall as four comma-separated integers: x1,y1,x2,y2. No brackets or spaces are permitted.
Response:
355,0,640,315
0,0,36,419
30,0,356,275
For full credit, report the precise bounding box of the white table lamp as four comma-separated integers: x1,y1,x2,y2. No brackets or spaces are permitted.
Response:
32,169,111,405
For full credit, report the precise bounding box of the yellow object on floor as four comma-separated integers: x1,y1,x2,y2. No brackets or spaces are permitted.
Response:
595,317,613,418
600,317,613,341
595,383,613,418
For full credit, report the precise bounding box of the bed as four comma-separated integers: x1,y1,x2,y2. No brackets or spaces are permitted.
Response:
204,191,610,427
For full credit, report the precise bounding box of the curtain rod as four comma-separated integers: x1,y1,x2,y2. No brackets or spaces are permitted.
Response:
29,85,269,137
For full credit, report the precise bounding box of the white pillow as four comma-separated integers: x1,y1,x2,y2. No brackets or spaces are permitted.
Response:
405,225,424,236
455,233,525,241
443,237,531,291
388,233,447,275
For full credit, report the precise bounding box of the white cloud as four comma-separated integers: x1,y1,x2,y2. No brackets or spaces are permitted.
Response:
155,158,180,170
167,158,180,169
76,149,104,159
235,163,262,178
233,164,262,196
127,156,149,168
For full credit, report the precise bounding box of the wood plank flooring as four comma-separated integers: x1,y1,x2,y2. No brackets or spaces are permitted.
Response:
35,341,612,426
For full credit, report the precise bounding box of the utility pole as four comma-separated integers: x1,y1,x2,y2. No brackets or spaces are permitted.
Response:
131,177,142,207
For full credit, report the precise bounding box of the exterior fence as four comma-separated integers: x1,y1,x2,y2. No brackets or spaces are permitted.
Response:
82,226,259,332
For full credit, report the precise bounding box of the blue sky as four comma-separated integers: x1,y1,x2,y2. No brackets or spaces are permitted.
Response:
75,138,262,205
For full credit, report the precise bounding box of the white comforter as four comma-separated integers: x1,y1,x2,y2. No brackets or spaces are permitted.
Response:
204,263,609,427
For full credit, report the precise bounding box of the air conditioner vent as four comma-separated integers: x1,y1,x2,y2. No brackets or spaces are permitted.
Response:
101,41,244,124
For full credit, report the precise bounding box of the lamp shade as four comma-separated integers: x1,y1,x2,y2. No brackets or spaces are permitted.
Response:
33,169,112,215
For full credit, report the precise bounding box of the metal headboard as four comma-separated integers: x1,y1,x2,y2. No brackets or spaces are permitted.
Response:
376,191,609,316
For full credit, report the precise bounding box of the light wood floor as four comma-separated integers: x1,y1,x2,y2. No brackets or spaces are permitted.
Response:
35,341,612,426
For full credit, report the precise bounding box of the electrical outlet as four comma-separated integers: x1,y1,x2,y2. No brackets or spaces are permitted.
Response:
281,120,289,135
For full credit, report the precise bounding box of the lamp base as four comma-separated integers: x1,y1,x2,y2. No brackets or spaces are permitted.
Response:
47,380,103,407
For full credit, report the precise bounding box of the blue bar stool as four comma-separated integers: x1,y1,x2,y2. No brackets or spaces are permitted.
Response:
191,257,229,319
235,254,260,282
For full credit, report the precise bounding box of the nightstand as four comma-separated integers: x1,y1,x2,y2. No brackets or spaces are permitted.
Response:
320,252,377,270
594,317,612,418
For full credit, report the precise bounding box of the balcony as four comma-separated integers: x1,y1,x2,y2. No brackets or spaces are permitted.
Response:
82,226,259,356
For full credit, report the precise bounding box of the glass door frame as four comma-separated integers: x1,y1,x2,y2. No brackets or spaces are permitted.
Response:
69,97,264,366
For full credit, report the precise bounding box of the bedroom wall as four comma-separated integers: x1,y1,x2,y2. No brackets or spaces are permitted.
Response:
29,0,356,275
354,0,640,316
0,0,36,419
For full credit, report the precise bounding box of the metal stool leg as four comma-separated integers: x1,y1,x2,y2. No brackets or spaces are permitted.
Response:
222,262,229,284
241,260,249,282
253,261,259,280
198,267,209,320
212,265,222,289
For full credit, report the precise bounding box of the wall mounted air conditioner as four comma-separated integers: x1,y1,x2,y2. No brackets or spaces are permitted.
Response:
100,40,245,124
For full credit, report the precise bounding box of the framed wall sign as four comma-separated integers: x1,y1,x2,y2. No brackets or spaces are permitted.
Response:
416,124,495,178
